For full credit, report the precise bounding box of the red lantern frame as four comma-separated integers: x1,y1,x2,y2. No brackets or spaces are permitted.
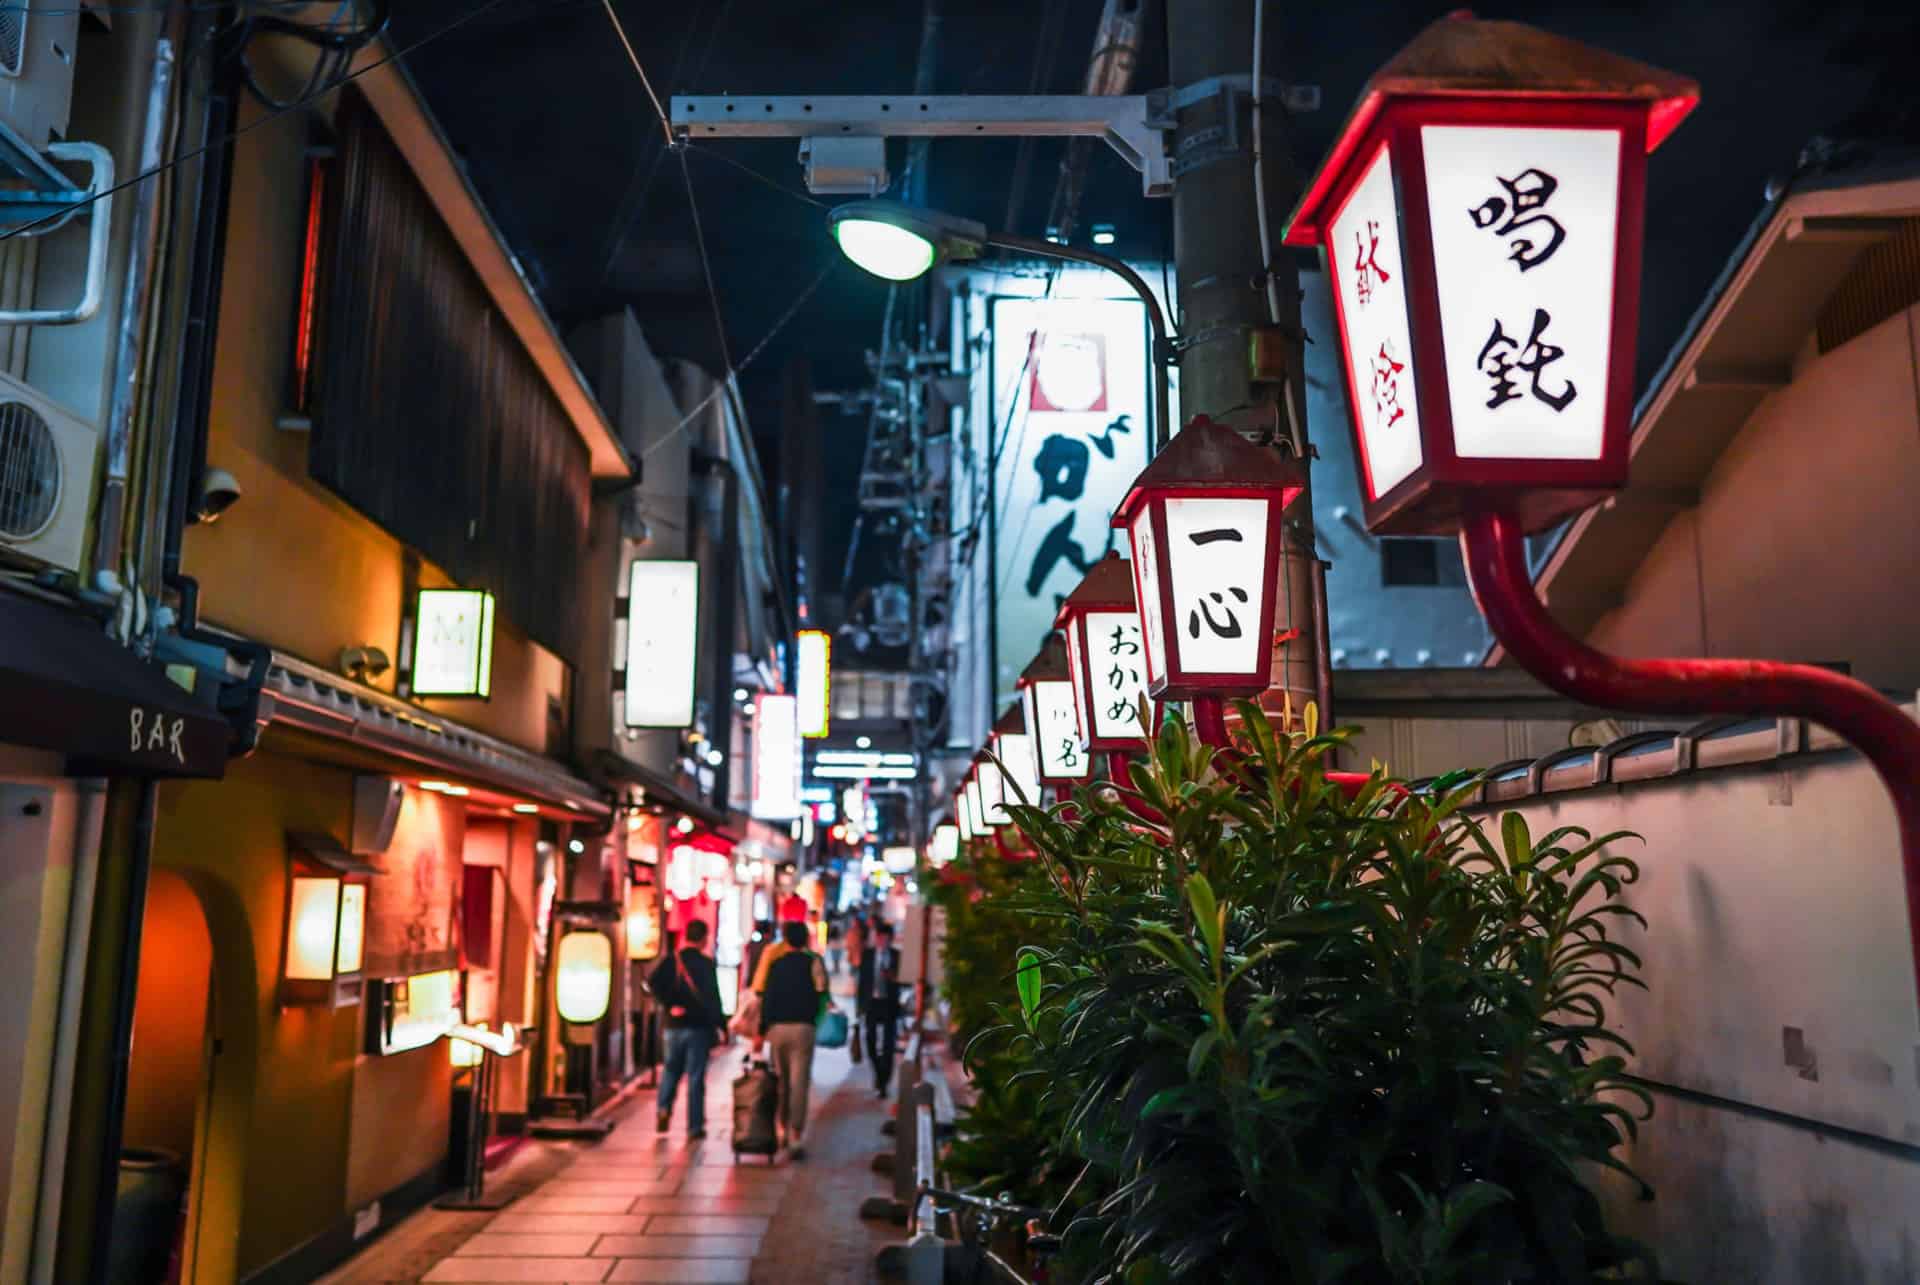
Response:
1282,15,1697,536
1018,634,1095,789
1111,416,1305,700
1054,553,1160,754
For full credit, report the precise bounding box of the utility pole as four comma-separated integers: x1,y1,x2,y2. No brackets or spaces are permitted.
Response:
1166,0,1329,728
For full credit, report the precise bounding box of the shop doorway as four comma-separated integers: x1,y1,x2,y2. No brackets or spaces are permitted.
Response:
117,869,215,1284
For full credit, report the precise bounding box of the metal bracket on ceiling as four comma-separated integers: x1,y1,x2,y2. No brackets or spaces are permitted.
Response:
670,93,1178,196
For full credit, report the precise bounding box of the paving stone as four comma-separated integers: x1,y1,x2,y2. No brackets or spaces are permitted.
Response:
451,1232,602,1257
606,1260,752,1283
643,1215,774,1237
486,1213,655,1236
591,1235,762,1257
420,1256,610,1282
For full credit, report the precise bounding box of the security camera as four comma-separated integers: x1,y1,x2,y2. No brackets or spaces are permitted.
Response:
194,467,242,523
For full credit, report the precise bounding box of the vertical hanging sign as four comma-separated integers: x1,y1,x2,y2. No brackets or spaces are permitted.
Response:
796,629,832,738
990,294,1153,709
624,561,700,728
752,693,803,820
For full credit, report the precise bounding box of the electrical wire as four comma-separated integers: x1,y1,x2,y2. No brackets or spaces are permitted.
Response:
0,0,515,245
641,262,835,460
685,143,828,210
599,0,675,149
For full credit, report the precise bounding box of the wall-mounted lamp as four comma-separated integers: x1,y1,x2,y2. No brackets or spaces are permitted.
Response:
555,931,613,1025
283,831,377,1006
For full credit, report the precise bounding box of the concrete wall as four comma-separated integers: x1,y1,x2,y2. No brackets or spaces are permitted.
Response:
1481,748,1920,1282
180,95,568,757
1588,304,1920,691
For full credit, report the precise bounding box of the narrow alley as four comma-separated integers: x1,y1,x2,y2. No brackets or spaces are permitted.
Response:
318,1033,908,1285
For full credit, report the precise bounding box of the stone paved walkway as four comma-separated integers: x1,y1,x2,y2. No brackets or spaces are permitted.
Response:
319,1018,903,1284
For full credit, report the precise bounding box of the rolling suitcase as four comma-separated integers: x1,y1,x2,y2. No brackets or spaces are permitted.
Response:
731,1057,780,1162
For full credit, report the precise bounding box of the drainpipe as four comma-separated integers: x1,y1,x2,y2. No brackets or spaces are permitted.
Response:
92,38,175,585
158,15,271,748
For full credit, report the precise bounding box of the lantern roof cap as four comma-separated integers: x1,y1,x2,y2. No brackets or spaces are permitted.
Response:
1111,414,1307,525
1017,633,1072,687
992,703,1026,737
1284,12,1700,246
1055,552,1137,625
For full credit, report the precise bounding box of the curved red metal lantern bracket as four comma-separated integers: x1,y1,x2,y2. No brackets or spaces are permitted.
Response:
1463,507,1920,1003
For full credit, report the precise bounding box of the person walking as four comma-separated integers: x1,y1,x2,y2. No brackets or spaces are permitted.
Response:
750,920,829,1160
824,913,845,976
647,919,725,1138
856,920,902,1098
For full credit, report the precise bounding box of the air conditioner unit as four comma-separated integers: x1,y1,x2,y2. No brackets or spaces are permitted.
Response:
0,370,98,574
0,2,80,151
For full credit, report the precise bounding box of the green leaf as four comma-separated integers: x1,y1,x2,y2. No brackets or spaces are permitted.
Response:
1015,948,1043,1025
1186,873,1223,968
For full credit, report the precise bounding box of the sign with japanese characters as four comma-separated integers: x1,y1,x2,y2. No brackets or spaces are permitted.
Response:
991,295,1153,709
1161,496,1270,677
1072,609,1151,742
412,588,496,699
1328,143,1422,500
625,561,699,728
1422,125,1619,461
1025,678,1092,781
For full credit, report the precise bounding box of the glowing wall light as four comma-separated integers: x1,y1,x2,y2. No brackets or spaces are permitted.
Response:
285,875,341,983
555,931,613,1025
626,882,662,961
334,882,366,975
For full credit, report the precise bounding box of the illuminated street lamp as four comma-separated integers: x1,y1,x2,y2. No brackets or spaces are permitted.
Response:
827,198,1171,448
1280,13,1695,536
1286,12,1920,1007
1018,634,1094,792
1111,414,1306,742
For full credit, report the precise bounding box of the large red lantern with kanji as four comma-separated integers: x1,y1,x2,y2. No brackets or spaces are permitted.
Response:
1281,13,1697,536
1111,415,1306,701
1018,634,1095,789
1054,553,1158,753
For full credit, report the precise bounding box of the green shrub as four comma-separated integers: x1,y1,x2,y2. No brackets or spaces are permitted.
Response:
956,702,1657,1284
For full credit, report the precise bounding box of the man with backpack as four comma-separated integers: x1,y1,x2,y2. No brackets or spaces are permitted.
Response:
648,919,726,1137
749,920,829,1160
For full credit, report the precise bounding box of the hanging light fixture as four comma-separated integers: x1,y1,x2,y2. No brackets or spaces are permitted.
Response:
1054,553,1158,760
1018,633,1094,791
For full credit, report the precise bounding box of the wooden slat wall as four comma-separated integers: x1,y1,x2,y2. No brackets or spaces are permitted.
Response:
309,89,589,665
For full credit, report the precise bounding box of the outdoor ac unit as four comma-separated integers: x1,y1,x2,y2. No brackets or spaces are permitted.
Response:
0,2,80,150
0,370,98,574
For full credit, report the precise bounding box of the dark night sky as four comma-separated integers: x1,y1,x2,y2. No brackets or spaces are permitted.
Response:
390,0,1920,592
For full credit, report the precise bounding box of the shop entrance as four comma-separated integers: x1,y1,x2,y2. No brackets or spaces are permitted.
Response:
117,869,215,1284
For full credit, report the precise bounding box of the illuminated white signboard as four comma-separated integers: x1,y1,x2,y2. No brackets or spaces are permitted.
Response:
751,693,803,821
624,561,699,728
797,630,831,738
412,588,496,698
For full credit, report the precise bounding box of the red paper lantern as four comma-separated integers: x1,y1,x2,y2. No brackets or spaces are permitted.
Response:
1111,415,1306,700
1054,553,1159,752
1017,634,1095,788
1281,13,1698,536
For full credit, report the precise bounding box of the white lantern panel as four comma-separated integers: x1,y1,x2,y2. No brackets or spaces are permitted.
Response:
978,755,1008,826
965,777,987,833
1329,143,1423,499
996,732,1041,808
1422,125,1620,461
1082,610,1150,741
1029,679,1092,780
1128,511,1168,686
957,797,974,841
751,693,803,821
1162,496,1270,676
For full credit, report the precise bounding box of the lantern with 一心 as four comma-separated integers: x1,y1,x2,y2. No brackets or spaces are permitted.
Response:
1111,415,1306,703
1054,553,1158,759
1279,12,1697,536
1018,634,1094,793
